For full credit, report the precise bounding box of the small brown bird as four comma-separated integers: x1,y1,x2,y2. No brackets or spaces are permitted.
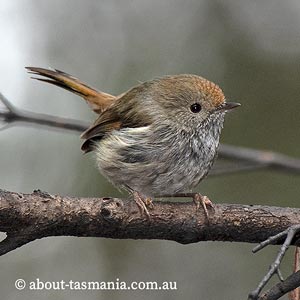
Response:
26,67,240,220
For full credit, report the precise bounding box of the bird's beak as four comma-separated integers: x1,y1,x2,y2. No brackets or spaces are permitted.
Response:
215,102,241,112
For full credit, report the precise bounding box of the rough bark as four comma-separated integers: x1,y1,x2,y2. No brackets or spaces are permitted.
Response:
0,188,299,256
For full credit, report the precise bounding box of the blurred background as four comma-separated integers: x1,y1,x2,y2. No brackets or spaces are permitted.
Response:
1,1,300,299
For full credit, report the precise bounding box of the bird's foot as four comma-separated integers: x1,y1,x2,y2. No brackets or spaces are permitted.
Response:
159,192,214,223
192,193,214,222
144,197,154,209
133,191,152,220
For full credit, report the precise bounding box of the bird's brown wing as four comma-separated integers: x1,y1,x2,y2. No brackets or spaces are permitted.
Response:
26,67,116,113
81,84,153,153
27,67,153,153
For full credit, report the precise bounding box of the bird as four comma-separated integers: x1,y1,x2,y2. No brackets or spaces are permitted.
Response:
26,67,240,220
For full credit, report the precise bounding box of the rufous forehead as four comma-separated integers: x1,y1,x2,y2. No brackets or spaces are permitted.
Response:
153,75,225,108
194,77,225,107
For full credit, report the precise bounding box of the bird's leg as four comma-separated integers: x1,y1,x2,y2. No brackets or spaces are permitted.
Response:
132,191,151,219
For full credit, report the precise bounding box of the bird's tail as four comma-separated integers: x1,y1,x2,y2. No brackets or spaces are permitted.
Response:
26,67,116,113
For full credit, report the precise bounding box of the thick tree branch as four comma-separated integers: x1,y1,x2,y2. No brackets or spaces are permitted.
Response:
1,188,300,257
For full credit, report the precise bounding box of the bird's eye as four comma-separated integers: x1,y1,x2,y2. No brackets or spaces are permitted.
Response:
190,103,202,113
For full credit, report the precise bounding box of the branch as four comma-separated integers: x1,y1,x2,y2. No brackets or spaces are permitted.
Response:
0,92,88,133
249,225,300,300
1,93,299,174
1,188,300,257
219,144,300,175
258,270,300,300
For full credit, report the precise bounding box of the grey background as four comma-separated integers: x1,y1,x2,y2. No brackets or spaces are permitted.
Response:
0,1,300,299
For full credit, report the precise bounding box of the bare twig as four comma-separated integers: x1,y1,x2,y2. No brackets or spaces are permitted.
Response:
1,93,299,174
0,92,88,133
210,161,266,175
219,144,300,174
249,225,300,300
259,271,300,300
